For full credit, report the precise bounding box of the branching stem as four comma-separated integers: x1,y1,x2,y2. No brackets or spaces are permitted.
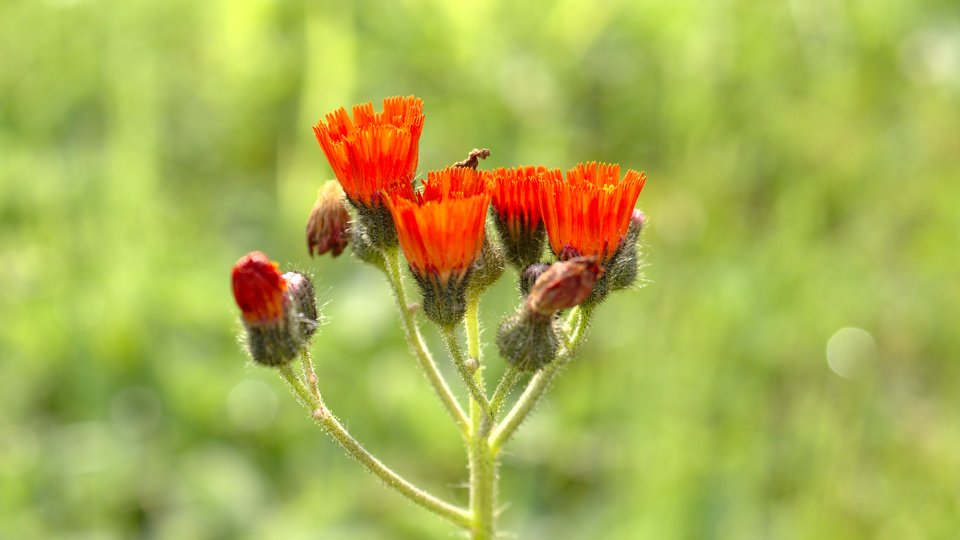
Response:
464,296,495,540
489,306,593,454
278,360,471,528
382,248,469,434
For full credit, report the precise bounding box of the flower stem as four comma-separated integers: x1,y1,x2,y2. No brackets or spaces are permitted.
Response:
278,360,471,529
301,350,321,401
489,307,593,454
464,296,496,540
383,248,469,434
490,366,522,419
442,329,491,417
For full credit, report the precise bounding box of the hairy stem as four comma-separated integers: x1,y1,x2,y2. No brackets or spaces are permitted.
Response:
443,329,491,417
464,296,496,540
489,306,593,454
301,350,321,401
278,360,471,529
383,248,469,433
490,366,522,419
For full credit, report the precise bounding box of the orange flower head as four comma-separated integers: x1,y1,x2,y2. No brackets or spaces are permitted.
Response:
384,167,491,327
540,162,646,268
385,166,491,284
486,166,557,269
232,251,288,323
313,96,424,208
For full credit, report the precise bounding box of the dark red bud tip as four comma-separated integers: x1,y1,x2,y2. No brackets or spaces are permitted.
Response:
527,256,601,316
232,251,287,323
306,180,351,257
519,263,550,296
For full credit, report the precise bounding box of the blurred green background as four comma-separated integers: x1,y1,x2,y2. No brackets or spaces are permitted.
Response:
2,0,959,538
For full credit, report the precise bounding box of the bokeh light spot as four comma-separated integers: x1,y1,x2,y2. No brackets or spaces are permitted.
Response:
826,327,877,380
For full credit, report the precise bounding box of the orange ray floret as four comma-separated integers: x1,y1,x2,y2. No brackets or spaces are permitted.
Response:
384,167,492,284
485,166,559,268
487,166,556,232
232,251,288,323
540,162,646,267
313,96,424,207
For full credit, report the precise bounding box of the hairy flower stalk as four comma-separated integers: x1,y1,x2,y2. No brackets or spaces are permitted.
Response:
232,95,650,540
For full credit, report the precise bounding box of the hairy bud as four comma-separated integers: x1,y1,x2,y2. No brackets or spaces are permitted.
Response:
527,257,600,316
231,252,319,366
283,271,319,340
519,263,550,296
306,180,351,257
605,208,647,292
348,217,387,270
468,235,505,296
496,309,561,372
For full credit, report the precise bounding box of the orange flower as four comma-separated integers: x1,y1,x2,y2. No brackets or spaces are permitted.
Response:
486,166,557,269
384,167,491,286
540,162,646,267
231,251,287,323
313,96,424,207
488,165,552,234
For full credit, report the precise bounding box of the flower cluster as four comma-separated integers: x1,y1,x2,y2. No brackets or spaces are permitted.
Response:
227,95,652,538
307,96,648,348
233,95,648,369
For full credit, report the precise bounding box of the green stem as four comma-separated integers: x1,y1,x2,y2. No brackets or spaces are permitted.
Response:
442,329,491,416
278,361,471,529
490,366,522,419
489,307,593,455
383,248,469,434
301,349,321,401
464,296,496,540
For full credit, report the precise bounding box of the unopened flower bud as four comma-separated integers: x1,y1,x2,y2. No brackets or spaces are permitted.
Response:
231,252,319,366
496,309,561,371
468,235,505,296
306,180,351,257
348,218,386,270
283,271,319,340
527,257,600,316
232,252,287,324
519,263,549,296
605,208,647,292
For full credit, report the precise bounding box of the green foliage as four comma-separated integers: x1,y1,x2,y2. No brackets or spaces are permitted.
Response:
2,0,958,538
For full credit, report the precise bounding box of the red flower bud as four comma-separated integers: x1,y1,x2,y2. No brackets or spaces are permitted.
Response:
527,256,600,316
306,180,351,257
232,251,287,323
231,252,319,366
